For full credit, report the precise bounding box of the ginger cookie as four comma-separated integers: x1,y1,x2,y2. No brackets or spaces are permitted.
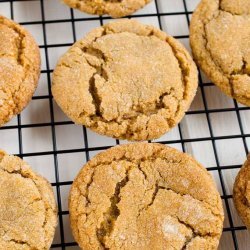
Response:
0,16,41,127
69,143,224,250
0,150,57,249
190,0,250,106
233,154,250,229
52,20,198,141
62,0,152,18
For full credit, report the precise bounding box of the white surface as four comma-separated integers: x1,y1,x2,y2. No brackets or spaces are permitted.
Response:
0,0,250,249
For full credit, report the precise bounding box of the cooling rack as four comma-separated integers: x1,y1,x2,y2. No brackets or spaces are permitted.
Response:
0,0,250,249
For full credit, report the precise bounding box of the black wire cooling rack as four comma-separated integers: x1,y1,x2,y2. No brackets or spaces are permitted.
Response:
0,0,250,249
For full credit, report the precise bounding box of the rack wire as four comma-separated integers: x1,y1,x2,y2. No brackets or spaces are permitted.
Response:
0,0,250,249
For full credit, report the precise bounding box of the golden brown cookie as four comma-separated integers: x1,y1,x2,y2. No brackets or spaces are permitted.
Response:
52,20,198,141
190,0,250,106
233,154,250,229
69,142,224,250
0,150,57,249
62,0,152,18
0,16,41,126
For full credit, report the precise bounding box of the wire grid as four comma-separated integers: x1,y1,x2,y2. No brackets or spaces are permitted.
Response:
0,0,250,249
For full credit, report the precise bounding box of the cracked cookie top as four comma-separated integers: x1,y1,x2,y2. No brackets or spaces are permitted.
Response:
233,154,250,230
62,0,152,18
69,143,224,250
52,20,198,141
0,15,40,127
190,0,250,106
0,16,41,126
0,150,57,250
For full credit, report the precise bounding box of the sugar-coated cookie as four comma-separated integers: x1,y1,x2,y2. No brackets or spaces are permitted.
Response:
52,20,198,141
234,154,250,229
0,16,41,126
0,150,57,249
190,0,250,106
69,143,224,250
63,0,151,18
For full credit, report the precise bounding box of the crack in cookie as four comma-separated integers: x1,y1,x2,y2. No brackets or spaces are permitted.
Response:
69,143,224,250
0,16,40,126
52,20,198,140
62,0,151,18
190,0,250,106
0,150,57,249
97,166,132,249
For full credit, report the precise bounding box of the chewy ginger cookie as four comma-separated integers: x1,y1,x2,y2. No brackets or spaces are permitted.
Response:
190,0,250,106
52,20,198,141
69,143,224,250
62,0,152,18
0,16,41,127
0,150,57,249
233,154,250,229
